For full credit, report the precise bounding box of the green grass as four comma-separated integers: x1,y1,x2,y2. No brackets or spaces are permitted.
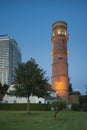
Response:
0,110,87,130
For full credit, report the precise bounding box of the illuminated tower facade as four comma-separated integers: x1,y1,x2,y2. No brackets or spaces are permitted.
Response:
51,21,69,102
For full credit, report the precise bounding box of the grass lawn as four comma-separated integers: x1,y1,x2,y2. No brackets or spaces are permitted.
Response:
0,110,87,130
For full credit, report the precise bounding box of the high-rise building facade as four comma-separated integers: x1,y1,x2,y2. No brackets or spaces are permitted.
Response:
0,35,21,85
51,21,69,102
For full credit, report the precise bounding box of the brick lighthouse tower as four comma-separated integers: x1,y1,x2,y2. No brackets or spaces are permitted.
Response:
51,21,69,102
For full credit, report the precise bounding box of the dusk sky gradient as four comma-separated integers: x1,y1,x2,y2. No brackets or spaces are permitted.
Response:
0,0,87,94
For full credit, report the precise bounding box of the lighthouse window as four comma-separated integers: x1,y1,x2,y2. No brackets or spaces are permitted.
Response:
58,57,63,60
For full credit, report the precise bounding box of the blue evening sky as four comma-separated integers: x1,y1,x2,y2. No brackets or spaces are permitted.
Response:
0,0,87,94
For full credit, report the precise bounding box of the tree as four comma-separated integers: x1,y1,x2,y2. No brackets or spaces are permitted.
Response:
0,82,9,95
0,82,9,101
0,82,3,101
68,78,73,92
51,99,66,118
8,58,49,112
69,83,73,92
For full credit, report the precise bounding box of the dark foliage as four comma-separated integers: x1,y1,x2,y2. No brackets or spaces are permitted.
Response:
71,103,81,111
79,95,87,105
69,83,73,92
82,103,87,112
51,100,66,118
8,58,49,111
0,82,9,100
0,103,50,111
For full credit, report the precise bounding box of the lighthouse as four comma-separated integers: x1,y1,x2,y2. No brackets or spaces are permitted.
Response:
51,21,69,102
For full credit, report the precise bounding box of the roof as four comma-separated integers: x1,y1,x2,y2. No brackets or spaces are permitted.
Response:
69,91,81,95
52,21,67,27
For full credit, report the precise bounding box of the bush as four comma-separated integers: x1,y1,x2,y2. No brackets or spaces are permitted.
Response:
71,103,81,111
51,99,66,110
51,99,66,118
82,103,87,112
79,95,87,105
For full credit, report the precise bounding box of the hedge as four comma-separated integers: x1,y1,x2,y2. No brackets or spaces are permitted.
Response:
82,103,87,112
71,103,81,111
0,103,50,111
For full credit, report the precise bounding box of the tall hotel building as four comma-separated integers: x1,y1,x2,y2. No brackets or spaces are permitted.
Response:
0,35,21,85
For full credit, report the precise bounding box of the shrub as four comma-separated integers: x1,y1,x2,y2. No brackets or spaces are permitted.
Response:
51,100,66,109
79,95,87,105
82,103,87,112
51,99,66,118
71,103,81,111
